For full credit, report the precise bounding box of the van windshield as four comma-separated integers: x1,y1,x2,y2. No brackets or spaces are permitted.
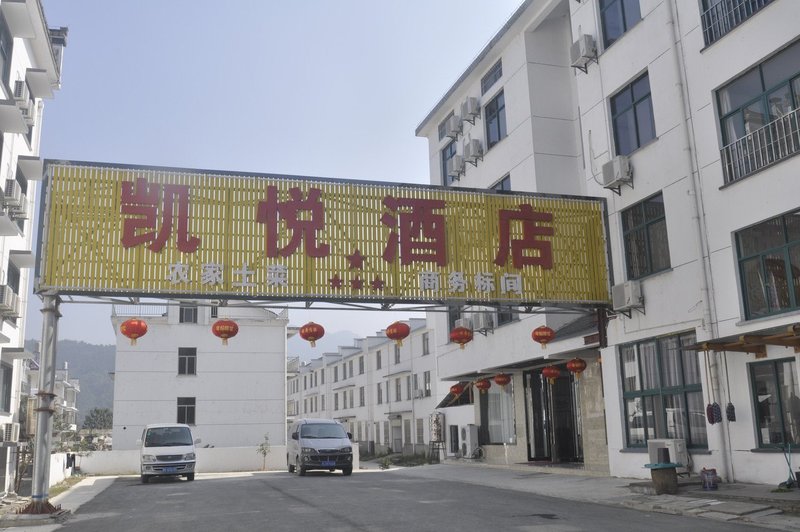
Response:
299,423,348,439
144,427,193,447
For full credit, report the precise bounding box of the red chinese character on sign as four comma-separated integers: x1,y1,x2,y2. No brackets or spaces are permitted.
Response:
494,204,554,269
120,177,200,253
256,186,330,258
381,195,447,266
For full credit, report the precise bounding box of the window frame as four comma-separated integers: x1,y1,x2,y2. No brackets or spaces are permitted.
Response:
599,0,642,49
484,90,507,150
177,397,196,425
441,139,457,186
179,304,198,324
610,72,655,156
481,59,502,95
178,347,197,376
621,192,671,280
750,358,800,448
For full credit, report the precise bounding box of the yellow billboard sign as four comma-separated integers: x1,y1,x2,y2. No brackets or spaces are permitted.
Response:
37,161,610,306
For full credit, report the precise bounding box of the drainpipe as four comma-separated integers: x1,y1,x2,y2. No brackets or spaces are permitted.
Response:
664,1,732,481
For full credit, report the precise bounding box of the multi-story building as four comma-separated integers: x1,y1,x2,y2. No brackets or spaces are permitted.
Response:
111,302,288,450
416,0,800,485
0,0,65,496
287,319,447,457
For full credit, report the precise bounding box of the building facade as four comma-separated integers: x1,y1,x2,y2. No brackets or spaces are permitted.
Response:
111,302,288,451
0,0,65,496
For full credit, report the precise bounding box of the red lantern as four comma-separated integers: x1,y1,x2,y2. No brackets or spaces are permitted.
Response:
300,322,325,347
120,318,147,346
566,358,588,380
494,373,511,388
475,378,491,393
541,365,560,385
386,321,411,347
450,326,474,349
532,326,555,349
450,384,465,396
212,319,239,346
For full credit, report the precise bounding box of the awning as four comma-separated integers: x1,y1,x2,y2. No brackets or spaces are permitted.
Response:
435,381,470,409
684,323,800,358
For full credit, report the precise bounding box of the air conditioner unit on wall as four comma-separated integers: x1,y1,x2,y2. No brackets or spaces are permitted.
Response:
0,423,20,443
570,34,596,72
461,97,480,124
13,81,30,109
601,155,632,190
3,180,22,208
445,114,463,139
0,286,20,318
460,424,479,457
463,139,483,166
647,438,688,474
454,317,473,330
612,280,643,312
446,155,465,179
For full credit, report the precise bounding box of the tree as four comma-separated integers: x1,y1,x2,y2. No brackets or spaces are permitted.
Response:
82,408,113,431
256,435,271,470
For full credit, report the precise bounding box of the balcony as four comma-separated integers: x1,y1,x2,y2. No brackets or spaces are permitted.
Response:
702,0,773,46
721,106,800,184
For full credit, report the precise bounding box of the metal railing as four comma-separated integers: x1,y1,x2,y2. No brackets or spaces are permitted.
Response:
721,106,800,184
701,0,772,46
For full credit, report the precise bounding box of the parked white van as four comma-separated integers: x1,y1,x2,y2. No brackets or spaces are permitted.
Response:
138,423,199,483
287,418,353,476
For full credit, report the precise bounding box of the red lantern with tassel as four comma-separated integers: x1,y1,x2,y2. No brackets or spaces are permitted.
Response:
450,327,474,349
450,384,465,396
532,326,555,349
120,318,147,346
300,322,325,347
494,373,511,389
541,365,560,385
475,378,491,393
566,358,587,380
212,319,239,346
386,321,411,346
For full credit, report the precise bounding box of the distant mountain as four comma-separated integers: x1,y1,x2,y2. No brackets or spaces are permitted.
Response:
288,330,357,361
25,339,115,427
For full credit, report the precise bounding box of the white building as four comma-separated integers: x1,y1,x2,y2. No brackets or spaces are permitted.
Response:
0,0,65,496
416,0,800,485
111,302,288,450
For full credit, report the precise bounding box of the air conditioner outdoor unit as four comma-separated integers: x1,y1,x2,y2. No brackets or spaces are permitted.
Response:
445,114,463,139
20,106,34,126
463,139,483,166
472,311,494,331
570,34,597,71
3,180,22,208
0,423,20,443
647,438,688,474
601,155,632,189
446,155,465,179
460,424,479,458
612,280,643,312
9,200,27,220
13,81,30,109
0,286,20,318
454,317,473,330
461,97,480,123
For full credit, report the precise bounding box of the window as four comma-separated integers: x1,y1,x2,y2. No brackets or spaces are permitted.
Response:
481,60,502,95
737,209,800,319
622,193,670,279
377,383,383,405
394,345,401,364
717,40,800,183
485,91,507,150
600,0,641,48
611,72,655,155
177,397,196,425
751,358,800,447
423,371,432,397
413,373,419,392
437,111,454,141
416,418,425,444
0,16,12,85
406,376,412,400
179,304,198,324
303,375,307,390
480,383,515,444
422,333,430,355
359,386,365,407
348,360,353,377
359,356,364,375
395,378,402,401
491,174,511,192
620,332,707,448
441,140,458,186
349,390,354,409
447,306,462,332
7,263,20,294
497,310,515,326
334,393,339,411
376,350,382,370
0,363,11,412
334,366,338,382
701,0,774,46
321,369,325,385
321,395,325,411
178,347,197,375
304,399,307,414
210,305,218,318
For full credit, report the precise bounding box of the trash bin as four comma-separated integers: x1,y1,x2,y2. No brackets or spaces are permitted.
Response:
701,468,718,490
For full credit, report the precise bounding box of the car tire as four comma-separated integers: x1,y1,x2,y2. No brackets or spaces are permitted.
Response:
342,466,352,476
141,475,149,484
296,457,306,476
186,473,195,481
288,458,295,473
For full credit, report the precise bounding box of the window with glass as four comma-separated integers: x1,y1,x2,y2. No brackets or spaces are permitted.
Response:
334,366,338,382
349,390,354,409
497,309,515,326
485,91,507,150
424,371,432,397
611,72,655,156
621,193,670,279
178,347,196,375
376,350,382,370
210,305,218,318
0,362,11,413
179,304,198,324
702,0,774,47
491,174,511,192
394,345,401,364
321,395,325,411
620,332,707,448
600,0,641,48
359,386,365,407
359,356,364,374
334,393,339,411
377,383,383,405
348,360,353,377
0,17,12,86
737,209,800,319
177,397,196,425
406,376,412,399
751,358,800,447
438,111,454,141
395,378,402,401
441,140,457,186
480,383,515,444
481,60,502,95
416,418,425,444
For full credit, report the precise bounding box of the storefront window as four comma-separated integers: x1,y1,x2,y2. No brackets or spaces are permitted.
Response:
751,358,800,447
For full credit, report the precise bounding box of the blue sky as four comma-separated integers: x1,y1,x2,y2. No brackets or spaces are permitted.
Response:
27,0,524,346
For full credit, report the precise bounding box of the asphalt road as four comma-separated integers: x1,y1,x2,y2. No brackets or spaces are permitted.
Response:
51,469,771,532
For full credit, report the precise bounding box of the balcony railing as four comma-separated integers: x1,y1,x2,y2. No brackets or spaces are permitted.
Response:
722,106,800,184
702,0,772,46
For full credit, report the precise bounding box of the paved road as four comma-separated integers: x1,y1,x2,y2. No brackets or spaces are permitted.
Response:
44,468,771,532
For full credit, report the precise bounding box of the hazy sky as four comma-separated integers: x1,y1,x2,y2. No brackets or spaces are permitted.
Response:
26,0,524,346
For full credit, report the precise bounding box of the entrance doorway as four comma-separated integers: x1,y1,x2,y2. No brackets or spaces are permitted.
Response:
524,367,583,463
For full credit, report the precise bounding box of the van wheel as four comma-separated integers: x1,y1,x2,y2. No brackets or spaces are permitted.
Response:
141,475,149,484
186,473,195,481
342,466,352,476
296,457,306,476
288,458,295,473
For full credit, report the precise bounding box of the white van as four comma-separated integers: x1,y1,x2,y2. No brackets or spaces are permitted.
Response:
138,423,199,483
287,418,353,476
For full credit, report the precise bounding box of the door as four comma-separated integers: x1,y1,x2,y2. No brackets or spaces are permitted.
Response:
524,367,583,463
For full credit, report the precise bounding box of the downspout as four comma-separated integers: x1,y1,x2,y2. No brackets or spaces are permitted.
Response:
664,2,732,481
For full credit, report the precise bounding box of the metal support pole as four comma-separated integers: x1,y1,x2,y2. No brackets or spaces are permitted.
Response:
25,294,61,514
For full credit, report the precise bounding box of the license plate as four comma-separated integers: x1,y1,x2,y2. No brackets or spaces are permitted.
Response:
321,460,335,467
163,467,177,473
